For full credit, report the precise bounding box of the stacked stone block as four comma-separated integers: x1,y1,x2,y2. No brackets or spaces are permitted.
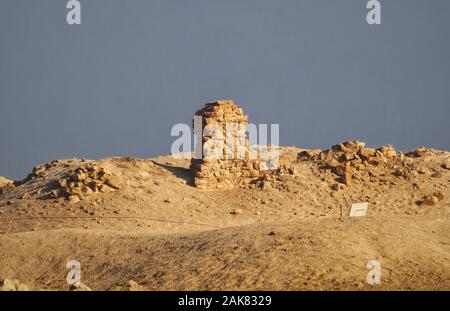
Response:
190,100,264,189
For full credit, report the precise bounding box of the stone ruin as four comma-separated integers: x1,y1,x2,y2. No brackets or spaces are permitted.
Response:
190,100,280,189
53,164,124,203
0,160,124,203
297,140,446,188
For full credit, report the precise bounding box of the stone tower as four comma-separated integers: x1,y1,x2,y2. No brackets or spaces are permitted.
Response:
190,100,262,189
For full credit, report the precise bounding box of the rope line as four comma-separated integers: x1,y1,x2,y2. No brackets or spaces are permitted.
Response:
0,215,222,228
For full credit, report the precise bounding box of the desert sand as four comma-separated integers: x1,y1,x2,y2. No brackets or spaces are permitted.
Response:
0,141,449,291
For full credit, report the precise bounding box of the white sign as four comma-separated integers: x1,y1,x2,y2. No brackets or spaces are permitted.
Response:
349,202,368,217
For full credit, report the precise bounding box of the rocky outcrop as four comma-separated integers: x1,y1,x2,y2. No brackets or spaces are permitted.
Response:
297,140,417,185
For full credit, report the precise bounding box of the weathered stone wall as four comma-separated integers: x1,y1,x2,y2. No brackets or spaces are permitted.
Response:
190,100,264,189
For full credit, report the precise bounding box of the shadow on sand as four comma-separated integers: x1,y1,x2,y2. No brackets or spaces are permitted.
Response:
151,161,194,187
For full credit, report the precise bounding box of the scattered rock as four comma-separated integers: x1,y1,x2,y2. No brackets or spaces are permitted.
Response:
17,161,61,185
297,150,321,160
230,209,242,215
421,192,444,206
52,165,124,201
331,183,344,191
297,140,430,185
377,145,397,158
405,147,442,158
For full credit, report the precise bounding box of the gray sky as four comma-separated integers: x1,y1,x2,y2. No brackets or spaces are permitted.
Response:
1,0,449,180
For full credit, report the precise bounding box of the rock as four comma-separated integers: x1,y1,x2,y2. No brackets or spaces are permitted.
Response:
0,176,13,188
442,161,450,170
333,165,345,176
359,148,376,160
0,176,15,194
431,172,442,178
73,172,87,182
340,171,352,186
326,159,340,169
50,189,60,199
433,191,444,201
406,146,441,158
377,145,396,157
0,278,30,291
164,198,172,203
50,164,124,201
98,184,114,193
68,195,80,204
69,283,92,291
331,183,344,191
421,191,444,206
342,140,365,152
105,175,124,190
32,165,47,176
422,195,439,206
0,278,16,291
128,280,146,291
297,150,321,160
331,140,365,152
298,140,442,188
268,231,276,236
230,209,242,215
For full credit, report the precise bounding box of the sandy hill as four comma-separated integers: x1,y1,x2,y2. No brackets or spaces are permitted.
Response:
0,142,449,290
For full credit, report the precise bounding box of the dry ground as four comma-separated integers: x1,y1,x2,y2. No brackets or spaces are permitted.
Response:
0,146,449,290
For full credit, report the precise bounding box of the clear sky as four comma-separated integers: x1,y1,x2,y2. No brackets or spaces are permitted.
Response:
1,0,449,179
